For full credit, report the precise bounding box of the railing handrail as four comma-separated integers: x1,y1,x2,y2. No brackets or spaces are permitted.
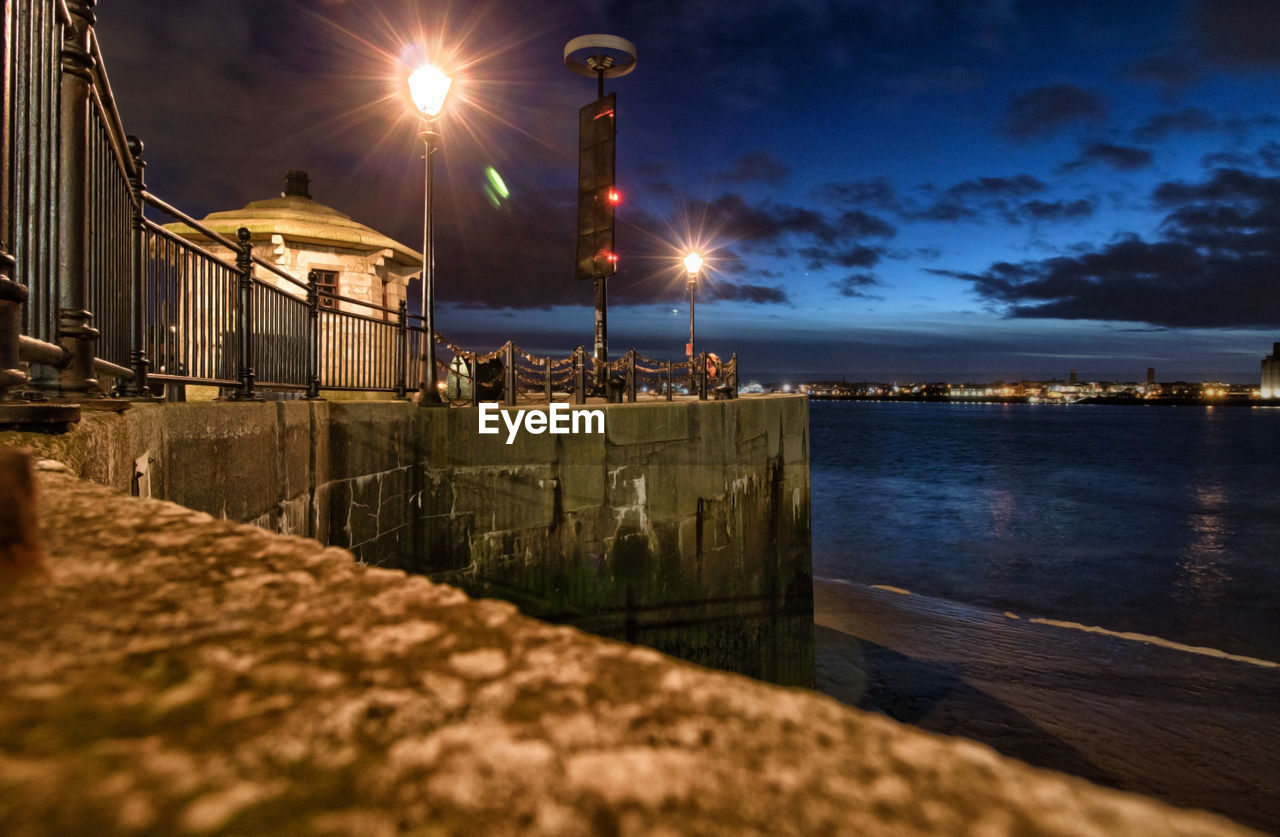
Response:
145,194,401,323
87,31,139,181
142,218,234,266
314,286,399,317
252,255,307,290
317,303,400,329
142,191,241,251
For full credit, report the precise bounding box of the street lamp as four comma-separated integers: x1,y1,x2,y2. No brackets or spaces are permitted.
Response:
683,251,702,390
409,62,452,406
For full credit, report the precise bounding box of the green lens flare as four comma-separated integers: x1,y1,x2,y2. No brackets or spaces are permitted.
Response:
485,167,510,200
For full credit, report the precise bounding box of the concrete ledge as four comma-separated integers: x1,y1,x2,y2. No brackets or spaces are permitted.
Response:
0,471,1255,836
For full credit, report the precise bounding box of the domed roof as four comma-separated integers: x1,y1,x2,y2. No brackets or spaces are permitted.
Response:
163,171,422,267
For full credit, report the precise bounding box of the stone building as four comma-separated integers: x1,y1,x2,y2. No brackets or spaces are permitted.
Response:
166,170,421,318
1263,343,1280,399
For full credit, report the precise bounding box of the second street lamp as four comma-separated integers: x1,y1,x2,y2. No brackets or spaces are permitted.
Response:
684,251,702,392
409,62,452,406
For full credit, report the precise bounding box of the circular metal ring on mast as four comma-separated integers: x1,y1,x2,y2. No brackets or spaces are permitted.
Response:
564,34,637,78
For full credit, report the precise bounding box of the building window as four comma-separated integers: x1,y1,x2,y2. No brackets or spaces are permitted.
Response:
312,270,338,308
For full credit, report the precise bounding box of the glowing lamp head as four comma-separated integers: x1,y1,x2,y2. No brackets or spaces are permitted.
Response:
408,64,452,117
683,252,703,276
607,188,621,205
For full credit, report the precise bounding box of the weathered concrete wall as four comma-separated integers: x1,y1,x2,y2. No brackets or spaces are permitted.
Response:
424,399,812,686
0,470,1255,836
0,396,812,685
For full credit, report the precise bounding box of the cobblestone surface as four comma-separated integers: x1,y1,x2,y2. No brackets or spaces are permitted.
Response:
0,466,1258,835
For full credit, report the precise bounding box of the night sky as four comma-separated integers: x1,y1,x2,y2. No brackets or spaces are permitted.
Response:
95,0,1280,382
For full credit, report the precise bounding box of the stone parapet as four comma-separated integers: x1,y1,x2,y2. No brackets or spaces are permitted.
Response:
0,470,1255,836
0,397,813,685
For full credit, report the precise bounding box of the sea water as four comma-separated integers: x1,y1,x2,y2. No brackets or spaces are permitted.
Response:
810,400,1280,661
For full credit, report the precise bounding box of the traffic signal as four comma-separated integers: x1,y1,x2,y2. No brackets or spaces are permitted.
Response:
576,93,617,280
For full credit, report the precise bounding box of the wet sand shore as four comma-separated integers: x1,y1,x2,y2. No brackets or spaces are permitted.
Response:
814,579,1280,834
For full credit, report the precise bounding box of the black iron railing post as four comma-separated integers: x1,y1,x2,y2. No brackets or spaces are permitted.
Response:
121,135,151,397
40,0,98,397
0,265,24,401
305,270,321,399
393,299,407,399
0,0,26,403
626,350,636,402
230,226,258,400
503,342,516,406
698,351,708,400
469,354,479,407
574,348,586,405
665,360,673,401
544,356,552,403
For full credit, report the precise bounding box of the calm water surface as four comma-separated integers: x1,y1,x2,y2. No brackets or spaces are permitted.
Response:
810,401,1280,661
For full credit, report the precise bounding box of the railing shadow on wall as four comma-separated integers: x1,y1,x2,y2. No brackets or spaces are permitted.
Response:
0,1,736,421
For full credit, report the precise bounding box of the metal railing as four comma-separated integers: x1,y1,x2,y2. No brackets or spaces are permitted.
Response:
3,0,70,396
0,0,738,414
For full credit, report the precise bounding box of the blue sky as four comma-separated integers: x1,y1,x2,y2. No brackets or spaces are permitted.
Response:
97,0,1280,381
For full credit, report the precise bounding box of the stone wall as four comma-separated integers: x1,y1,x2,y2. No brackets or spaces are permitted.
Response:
0,469,1254,836
0,396,812,685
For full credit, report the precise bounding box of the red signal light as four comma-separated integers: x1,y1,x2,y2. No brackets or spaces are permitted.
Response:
607,188,620,205
606,251,619,265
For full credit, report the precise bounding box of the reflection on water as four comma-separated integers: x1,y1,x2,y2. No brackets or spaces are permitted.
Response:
811,402,1280,661
1176,479,1232,606
988,489,1016,542
448,573,815,688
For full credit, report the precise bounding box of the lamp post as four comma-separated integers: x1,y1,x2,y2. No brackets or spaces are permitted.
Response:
409,63,452,406
683,251,702,391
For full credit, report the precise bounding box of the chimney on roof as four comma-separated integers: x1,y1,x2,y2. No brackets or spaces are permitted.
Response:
283,170,311,199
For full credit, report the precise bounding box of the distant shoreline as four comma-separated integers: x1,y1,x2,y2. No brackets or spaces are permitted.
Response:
808,394,1280,407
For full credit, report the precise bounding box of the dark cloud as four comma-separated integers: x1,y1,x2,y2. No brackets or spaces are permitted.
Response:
1189,0,1280,68
1123,57,1198,98
681,194,895,248
1018,199,1096,221
916,202,980,222
1002,84,1108,139
936,169,1280,327
942,175,1047,199
1132,108,1217,142
830,273,882,299
813,178,904,215
1152,167,1280,206
1058,143,1154,173
798,245,882,270
1261,142,1280,170
712,282,791,305
834,209,897,239
1201,151,1255,169
911,175,1047,224
712,151,790,185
